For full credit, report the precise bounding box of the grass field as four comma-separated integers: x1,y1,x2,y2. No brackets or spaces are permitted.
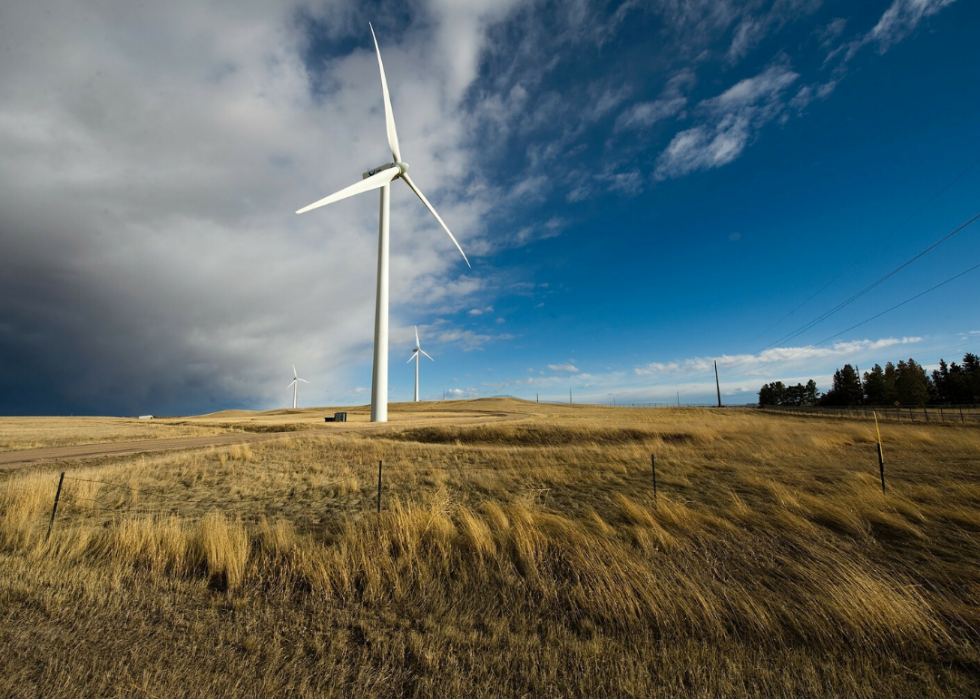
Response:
0,416,243,452
1,398,978,697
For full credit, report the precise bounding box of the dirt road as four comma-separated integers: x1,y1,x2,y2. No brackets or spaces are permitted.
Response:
0,410,527,470
0,431,320,469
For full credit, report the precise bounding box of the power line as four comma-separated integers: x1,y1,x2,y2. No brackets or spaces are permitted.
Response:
811,259,980,348
726,257,980,378
726,155,980,355
720,209,980,370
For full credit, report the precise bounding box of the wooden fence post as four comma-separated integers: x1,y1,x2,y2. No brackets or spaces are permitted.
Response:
651,454,658,507
874,412,886,494
46,472,65,541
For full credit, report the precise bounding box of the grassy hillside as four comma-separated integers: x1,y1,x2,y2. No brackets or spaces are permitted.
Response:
1,400,978,697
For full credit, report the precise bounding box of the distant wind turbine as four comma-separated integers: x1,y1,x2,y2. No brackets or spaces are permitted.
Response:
296,24,470,423
407,325,433,402
287,365,309,409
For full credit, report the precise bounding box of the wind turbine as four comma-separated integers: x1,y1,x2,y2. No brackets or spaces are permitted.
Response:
287,365,309,409
407,325,433,402
295,24,469,423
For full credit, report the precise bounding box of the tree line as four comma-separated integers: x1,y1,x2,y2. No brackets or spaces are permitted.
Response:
758,353,980,407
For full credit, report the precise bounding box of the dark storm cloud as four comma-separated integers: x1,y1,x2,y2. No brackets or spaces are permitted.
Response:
0,0,505,415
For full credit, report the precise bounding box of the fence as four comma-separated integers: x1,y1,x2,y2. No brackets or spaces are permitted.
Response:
760,403,980,424
44,472,242,539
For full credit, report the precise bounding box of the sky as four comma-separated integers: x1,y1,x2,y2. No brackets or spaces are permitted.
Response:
1,0,978,415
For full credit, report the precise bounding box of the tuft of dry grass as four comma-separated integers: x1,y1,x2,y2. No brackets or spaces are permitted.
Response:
0,400,978,697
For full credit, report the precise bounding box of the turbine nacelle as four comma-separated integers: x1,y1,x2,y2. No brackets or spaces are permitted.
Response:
362,162,409,180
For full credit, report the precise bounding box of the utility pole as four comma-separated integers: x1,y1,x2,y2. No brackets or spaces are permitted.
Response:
714,360,722,408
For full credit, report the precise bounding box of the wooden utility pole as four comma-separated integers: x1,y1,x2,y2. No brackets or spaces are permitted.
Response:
714,360,722,408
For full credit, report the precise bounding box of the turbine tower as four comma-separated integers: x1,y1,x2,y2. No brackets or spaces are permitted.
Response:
407,325,433,402
287,365,309,410
296,24,469,423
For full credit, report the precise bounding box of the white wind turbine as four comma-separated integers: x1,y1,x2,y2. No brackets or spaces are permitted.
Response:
407,325,433,402
287,365,309,410
296,24,469,423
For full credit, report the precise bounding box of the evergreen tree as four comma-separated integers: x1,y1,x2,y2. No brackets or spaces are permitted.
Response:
759,380,819,407
883,362,899,404
821,364,863,406
804,379,819,405
932,359,952,403
895,358,931,406
964,353,980,402
863,364,891,405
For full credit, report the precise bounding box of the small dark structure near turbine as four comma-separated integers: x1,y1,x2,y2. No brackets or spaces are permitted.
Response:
324,412,348,423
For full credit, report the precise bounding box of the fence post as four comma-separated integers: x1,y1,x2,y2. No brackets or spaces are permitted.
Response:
874,412,886,494
939,406,944,422
960,406,965,424
377,460,383,514
46,472,65,541
909,408,914,422
651,454,657,507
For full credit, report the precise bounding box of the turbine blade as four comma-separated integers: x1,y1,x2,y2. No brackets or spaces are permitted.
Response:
407,354,415,363
415,325,419,348
420,349,434,361
369,23,401,163
299,378,309,384
287,380,296,389
296,166,399,214
293,364,297,378
401,173,470,267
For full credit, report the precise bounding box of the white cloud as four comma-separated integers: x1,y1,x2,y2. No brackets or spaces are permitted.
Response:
615,97,686,131
870,0,957,51
707,65,800,110
654,64,798,179
818,18,848,47
446,387,481,398
634,336,923,376
829,0,957,67
432,328,513,351
548,363,580,373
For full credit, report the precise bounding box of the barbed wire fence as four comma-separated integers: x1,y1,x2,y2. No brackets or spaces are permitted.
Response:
759,403,980,424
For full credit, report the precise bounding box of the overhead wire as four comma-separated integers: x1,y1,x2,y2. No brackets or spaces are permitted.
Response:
724,257,980,378
724,154,980,356
718,208,980,372
761,211,980,350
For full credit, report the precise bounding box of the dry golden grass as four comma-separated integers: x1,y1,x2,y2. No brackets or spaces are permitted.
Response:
0,416,238,451
1,399,979,697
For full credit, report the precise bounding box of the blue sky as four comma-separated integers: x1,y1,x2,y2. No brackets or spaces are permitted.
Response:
1,0,977,414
